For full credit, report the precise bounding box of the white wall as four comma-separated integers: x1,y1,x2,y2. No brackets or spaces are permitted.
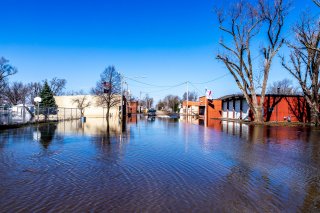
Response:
222,101,228,118
235,100,241,119
228,100,234,119
54,95,121,118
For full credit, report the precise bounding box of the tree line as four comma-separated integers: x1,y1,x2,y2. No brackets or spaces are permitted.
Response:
0,57,65,108
156,91,198,112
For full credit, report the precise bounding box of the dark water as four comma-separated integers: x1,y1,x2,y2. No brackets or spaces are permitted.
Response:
0,117,320,212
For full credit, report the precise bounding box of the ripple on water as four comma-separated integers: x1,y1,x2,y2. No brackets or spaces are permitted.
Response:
0,119,320,212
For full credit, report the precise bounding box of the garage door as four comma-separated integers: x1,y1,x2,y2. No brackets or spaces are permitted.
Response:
242,99,250,120
222,101,228,118
235,100,241,119
228,100,234,119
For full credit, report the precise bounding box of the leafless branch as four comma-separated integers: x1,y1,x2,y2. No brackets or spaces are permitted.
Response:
92,66,121,119
281,10,320,125
72,95,91,117
215,0,288,122
0,57,17,93
49,77,67,96
313,0,320,7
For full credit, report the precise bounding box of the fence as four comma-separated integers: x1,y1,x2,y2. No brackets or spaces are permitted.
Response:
0,106,81,125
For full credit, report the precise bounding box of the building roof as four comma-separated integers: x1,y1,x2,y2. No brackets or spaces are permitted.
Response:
218,93,304,101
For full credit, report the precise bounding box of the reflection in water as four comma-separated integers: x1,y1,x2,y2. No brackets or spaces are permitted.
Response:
0,117,319,212
56,117,121,136
37,123,58,149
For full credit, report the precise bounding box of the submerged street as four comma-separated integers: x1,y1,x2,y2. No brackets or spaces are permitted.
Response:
0,117,320,212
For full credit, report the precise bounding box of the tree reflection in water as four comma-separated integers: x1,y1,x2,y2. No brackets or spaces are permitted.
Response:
92,122,129,163
37,123,57,149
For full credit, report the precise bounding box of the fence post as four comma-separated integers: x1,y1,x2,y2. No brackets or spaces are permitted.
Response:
64,108,65,121
71,108,73,119
22,105,25,124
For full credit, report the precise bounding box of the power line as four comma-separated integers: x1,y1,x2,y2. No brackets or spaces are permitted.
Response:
141,82,187,94
124,11,320,96
191,73,231,85
125,76,185,88
189,81,204,94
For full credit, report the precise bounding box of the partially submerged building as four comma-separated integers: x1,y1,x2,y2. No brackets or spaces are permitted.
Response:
197,94,310,124
220,94,309,122
199,96,222,121
180,101,199,116
127,101,138,115
54,95,122,118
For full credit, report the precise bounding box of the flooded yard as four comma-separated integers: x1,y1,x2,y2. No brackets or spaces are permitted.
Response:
0,117,320,212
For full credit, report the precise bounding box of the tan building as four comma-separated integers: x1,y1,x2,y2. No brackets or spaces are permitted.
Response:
54,95,121,118
180,101,199,116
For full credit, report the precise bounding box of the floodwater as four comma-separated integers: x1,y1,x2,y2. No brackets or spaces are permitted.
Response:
0,116,320,212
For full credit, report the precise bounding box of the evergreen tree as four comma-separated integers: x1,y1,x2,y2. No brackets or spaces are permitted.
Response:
39,81,57,108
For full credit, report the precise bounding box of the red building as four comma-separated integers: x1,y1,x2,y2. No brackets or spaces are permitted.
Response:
198,94,310,123
127,101,138,115
198,96,222,124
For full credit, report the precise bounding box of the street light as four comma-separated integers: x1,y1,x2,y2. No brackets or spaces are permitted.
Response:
277,87,280,122
34,97,42,122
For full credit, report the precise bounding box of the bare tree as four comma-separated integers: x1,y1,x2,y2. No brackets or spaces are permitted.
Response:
92,66,121,125
164,95,181,112
27,77,66,103
72,95,91,117
182,91,198,101
4,82,29,105
49,77,67,96
267,78,298,94
313,0,320,7
27,82,42,104
281,9,320,125
0,57,17,93
216,0,288,123
156,99,166,110
142,94,154,109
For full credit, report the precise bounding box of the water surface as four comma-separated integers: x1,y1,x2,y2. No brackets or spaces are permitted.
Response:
0,117,320,212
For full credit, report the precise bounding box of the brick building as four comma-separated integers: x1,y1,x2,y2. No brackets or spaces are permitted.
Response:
198,94,310,124
127,101,138,115
198,96,222,123
180,101,199,116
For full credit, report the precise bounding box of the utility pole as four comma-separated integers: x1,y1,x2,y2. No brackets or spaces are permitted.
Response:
139,91,142,113
277,87,280,122
120,73,123,124
186,81,189,118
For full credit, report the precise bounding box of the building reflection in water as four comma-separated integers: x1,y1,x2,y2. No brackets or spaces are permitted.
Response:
127,115,138,124
56,117,122,137
198,118,315,145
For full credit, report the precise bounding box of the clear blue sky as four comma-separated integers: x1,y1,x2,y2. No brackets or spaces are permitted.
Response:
0,0,317,102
